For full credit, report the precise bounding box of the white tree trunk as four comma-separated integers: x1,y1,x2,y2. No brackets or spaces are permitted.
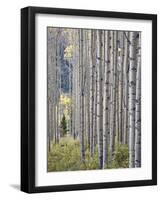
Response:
109,31,117,165
97,30,103,169
103,31,109,168
129,32,137,168
123,32,129,145
135,33,141,167
90,30,94,155
118,32,124,143
79,29,85,161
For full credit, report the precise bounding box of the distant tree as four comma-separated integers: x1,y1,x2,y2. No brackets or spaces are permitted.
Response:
60,114,67,136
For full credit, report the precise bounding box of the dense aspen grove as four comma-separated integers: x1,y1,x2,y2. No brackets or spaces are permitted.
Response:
47,27,141,171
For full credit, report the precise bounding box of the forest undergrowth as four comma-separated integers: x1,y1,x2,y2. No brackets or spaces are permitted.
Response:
48,135,129,172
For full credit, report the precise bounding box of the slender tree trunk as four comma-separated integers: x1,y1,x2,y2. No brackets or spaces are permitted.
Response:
94,64,98,149
118,32,124,144
84,30,90,148
123,32,129,145
129,32,138,168
75,29,80,139
80,29,85,161
97,30,103,169
115,48,119,144
47,28,58,148
103,31,109,168
135,33,141,167
92,30,97,153
90,30,94,155
109,31,118,165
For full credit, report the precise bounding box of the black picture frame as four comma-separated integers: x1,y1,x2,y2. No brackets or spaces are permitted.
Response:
21,6,157,193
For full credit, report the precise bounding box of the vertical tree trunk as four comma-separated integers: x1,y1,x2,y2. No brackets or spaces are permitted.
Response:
129,31,137,168
115,43,119,144
47,28,57,149
118,32,124,144
89,30,94,155
135,32,141,167
75,29,80,139
90,30,98,156
84,30,90,148
109,31,118,165
80,29,85,161
94,62,98,149
123,32,129,145
97,30,103,169
92,30,97,153
103,31,109,168
48,103,51,152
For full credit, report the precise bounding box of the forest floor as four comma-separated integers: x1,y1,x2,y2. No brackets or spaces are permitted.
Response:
48,135,129,172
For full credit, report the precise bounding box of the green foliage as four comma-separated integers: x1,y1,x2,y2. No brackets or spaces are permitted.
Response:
79,146,99,170
48,137,129,172
48,136,99,172
112,144,129,168
60,114,67,136
48,137,81,171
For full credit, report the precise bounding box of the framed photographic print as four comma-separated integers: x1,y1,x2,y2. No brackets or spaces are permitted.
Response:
21,6,157,193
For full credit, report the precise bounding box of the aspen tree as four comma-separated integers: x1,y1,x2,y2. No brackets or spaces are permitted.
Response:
96,30,103,169
135,32,141,167
129,31,138,168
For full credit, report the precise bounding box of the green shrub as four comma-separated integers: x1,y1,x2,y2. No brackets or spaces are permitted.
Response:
112,144,129,168
48,137,129,172
48,136,100,172
48,136,82,172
